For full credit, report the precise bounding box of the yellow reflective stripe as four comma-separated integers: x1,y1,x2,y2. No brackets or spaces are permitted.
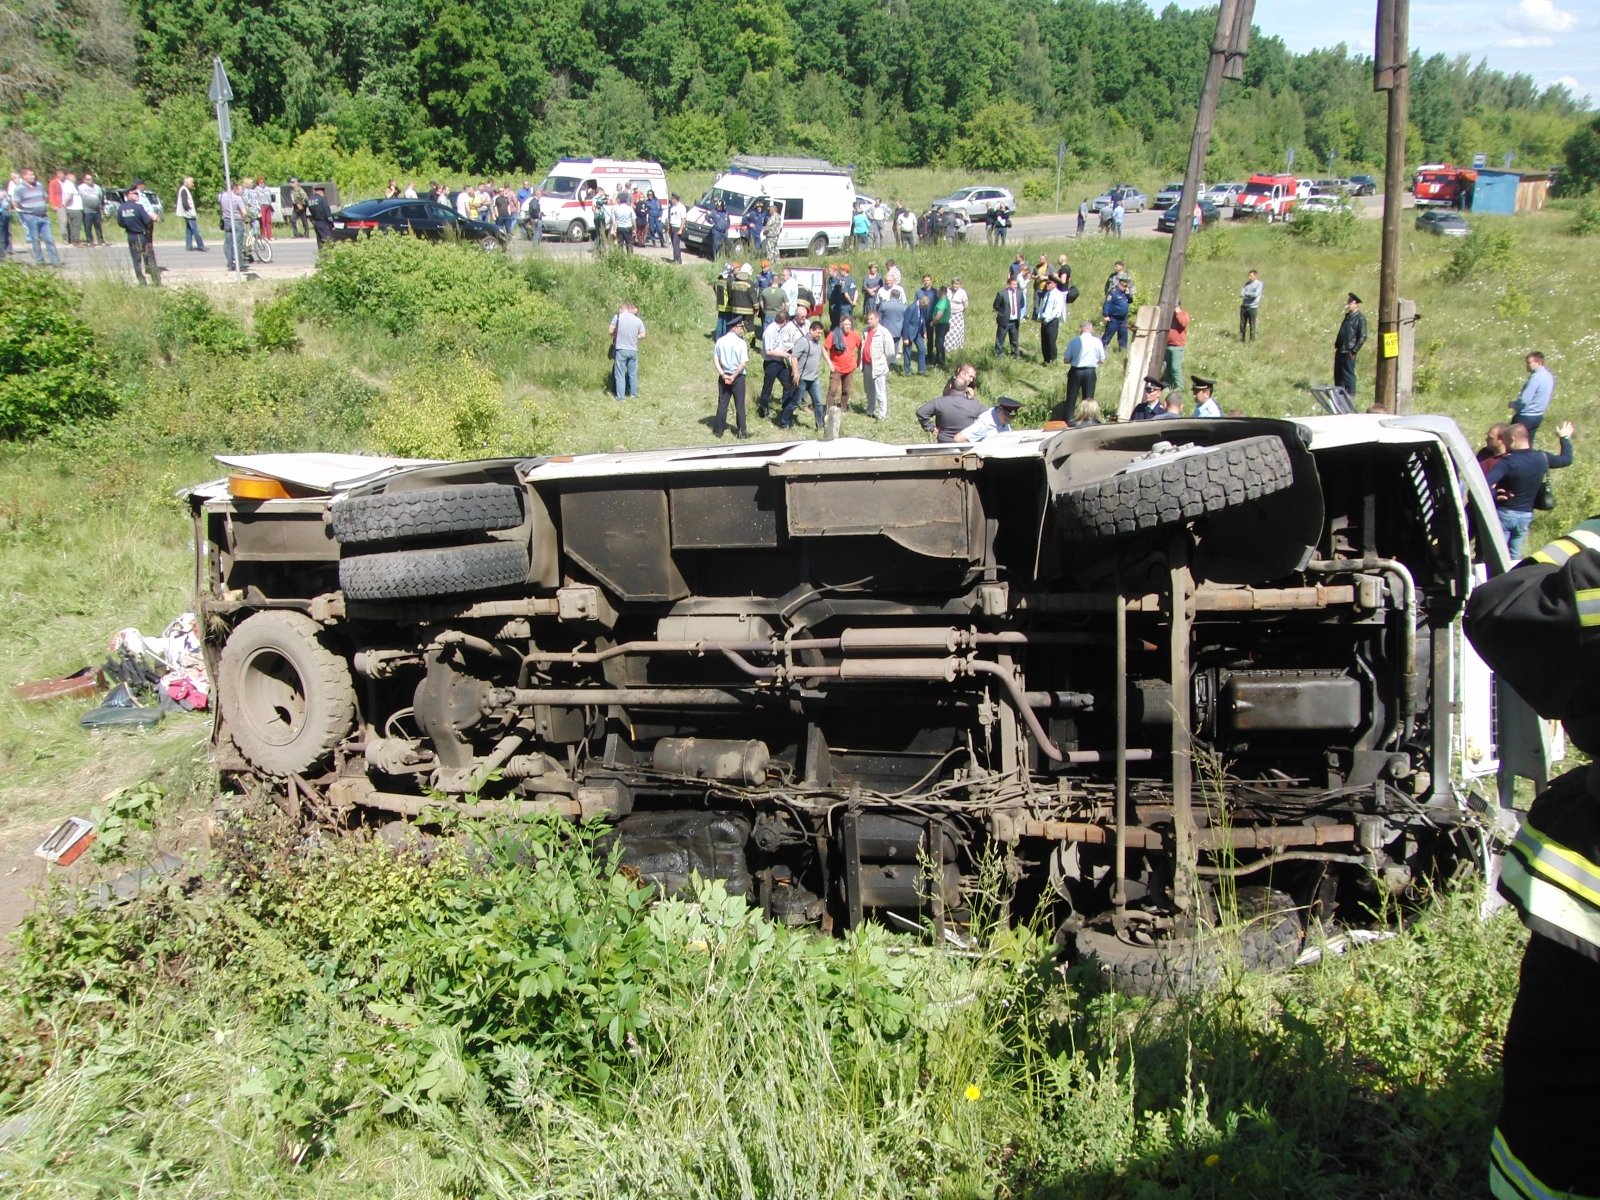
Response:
1513,823,1600,908
1577,588,1600,628
1490,1127,1600,1200
1530,537,1581,566
1501,851,1600,955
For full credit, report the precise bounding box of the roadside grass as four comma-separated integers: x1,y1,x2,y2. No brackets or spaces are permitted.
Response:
0,196,1592,1197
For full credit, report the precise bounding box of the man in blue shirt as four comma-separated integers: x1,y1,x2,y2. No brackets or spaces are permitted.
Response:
1512,351,1555,441
1485,420,1575,556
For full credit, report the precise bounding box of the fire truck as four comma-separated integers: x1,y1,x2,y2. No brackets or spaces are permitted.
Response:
1413,165,1476,208
1232,173,1298,222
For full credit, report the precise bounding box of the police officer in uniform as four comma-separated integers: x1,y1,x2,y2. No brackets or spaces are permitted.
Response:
1466,516,1600,1200
115,181,160,286
308,185,334,250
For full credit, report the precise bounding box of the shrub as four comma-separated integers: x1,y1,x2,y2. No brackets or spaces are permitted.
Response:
368,357,549,460
1495,284,1533,321
1440,226,1516,283
0,263,116,439
151,288,252,362
1286,207,1359,247
252,293,302,352
296,236,576,349
119,352,378,453
1570,199,1600,237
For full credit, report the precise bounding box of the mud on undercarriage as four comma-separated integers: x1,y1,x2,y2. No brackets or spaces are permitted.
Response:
193,417,1522,988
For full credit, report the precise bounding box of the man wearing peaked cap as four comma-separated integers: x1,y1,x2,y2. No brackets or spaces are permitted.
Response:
1467,516,1600,1200
1334,292,1367,397
1190,375,1221,418
957,395,1023,444
1130,376,1166,422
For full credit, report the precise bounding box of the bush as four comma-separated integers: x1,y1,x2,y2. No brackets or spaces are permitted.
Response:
368,356,548,459
1440,226,1516,283
296,235,576,349
1570,199,1600,237
252,293,302,352
1286,207,1359,247
151,288,252,362
0,263,117,440
118,352,378,453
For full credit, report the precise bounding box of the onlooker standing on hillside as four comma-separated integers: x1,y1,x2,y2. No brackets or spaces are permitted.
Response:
917,364,983,442
1512,351,1555,442
947,277,969,352
1164,300,1189,388
1037,276,1067,366
1333,293,1368,395
288,178,310,237
0,183,12,258
1239,269,1263,341
47,169,64,238
713,315,751,439
611,194,635,253
1111,200,1125,239
993,276,1023,359
609,302,646,402
1485,421,1575,556
1077,198,1089,237
256,177,275,239
823,315,862,440
16,169,61,266
862,308,894,420
1102,279,1132,352
175,176,205,252
758,308,799,420
78,173,107,246
1063,321,1106,419
780,320,825,431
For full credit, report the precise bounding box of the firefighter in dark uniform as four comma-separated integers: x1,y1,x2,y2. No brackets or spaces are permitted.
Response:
1465,515,1600,1200
727,266,758,347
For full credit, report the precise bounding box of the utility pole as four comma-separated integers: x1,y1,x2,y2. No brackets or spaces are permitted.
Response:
1130,0,1253,418
1373,0,1410,412
209,57,243,285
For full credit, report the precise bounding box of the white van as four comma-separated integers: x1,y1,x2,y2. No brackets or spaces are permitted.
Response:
683,157,855,259
536,158,670,241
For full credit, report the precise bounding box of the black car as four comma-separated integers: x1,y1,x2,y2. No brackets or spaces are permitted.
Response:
1346,174,1378,196
1155,198,1220,233
328,198,506,250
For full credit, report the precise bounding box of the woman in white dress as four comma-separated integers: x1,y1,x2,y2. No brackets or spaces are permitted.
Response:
947,277,969,352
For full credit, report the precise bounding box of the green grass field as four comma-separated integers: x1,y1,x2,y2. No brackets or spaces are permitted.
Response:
0,192,1595,1198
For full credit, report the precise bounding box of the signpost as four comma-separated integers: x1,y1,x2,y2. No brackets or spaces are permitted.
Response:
209,57,243,283
1473,152,1487,169
1055,142,1067,213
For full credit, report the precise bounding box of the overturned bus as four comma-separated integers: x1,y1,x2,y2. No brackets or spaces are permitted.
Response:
191,416,1542,988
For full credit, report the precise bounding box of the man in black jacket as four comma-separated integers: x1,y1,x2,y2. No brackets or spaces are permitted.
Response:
993,278,1023,358
115,181,160,286
1333,292,1367,395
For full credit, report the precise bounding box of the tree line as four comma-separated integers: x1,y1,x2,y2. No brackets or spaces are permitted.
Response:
0,0,1589,196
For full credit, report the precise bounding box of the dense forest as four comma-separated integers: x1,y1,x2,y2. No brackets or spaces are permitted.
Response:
0,0,1589,193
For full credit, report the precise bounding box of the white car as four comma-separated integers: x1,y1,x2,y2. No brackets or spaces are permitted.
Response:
931,185,1015,219
1207,182,1243,207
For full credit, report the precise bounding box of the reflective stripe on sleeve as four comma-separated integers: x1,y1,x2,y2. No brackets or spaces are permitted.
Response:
1530,529,1600,566
1501,846,1600,955
1576,588,1600,628
1512,822,1600,907
1491,1127,1600,1200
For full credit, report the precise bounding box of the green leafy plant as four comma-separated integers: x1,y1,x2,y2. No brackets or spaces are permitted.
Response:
1441,226,1517,283
0,263,116,439
1286,207,1359,247
1570,199,1600,237
151,288,252,362
252,293,303,352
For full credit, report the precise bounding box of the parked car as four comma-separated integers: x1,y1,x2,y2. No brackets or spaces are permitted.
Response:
1346,174,1379,196
1091,186,1148,213
931,186,1014,220
1156,198,1220,232
193,413,1536,993
1154,182,1207,211
1416,209,1470,237
1207,182,1244,207
1296,190,1352,217
329,198,507,250
103,186,165,220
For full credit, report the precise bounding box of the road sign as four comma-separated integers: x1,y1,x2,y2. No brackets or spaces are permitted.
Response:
208,57,234,105
1286,147,1295,168
1472,152,1486,168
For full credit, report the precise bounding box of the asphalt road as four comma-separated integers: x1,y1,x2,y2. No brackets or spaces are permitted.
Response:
39,194,1391,287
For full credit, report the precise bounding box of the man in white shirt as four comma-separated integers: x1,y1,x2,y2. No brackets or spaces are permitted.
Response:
455,187,471,218
77,173,106,246
871,199,891,248
958,395,1023,443
713,315,751,439
1190,376,1222,418
1065,321,1106,416
611,196,636,253
667,193,687,264
609,302,646,401
62,173,81,245
860,309,895,420
758,309,800,420
175,175,205,252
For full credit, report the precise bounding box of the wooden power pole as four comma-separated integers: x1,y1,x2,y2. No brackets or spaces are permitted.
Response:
1135,0,1253,416
1373,0,1410,413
